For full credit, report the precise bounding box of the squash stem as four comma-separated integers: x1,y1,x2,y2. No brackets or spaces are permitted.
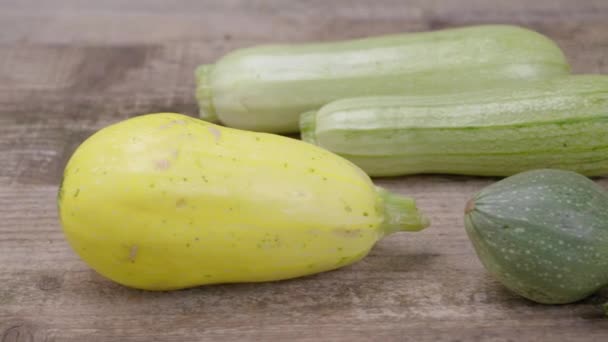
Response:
299,110,318,144
376,187,430,235
195,64,219,123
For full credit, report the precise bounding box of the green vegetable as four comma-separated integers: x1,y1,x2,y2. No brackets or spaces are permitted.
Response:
300,75,608,177
464,169,608,304
196,25,569,133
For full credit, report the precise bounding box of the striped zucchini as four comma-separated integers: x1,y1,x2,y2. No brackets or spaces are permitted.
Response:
300,75,608,177
196,25,569,133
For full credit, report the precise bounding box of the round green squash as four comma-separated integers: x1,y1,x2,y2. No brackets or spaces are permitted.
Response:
464,169,608,304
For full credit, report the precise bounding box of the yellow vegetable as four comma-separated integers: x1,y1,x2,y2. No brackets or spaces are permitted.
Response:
58,113,428,290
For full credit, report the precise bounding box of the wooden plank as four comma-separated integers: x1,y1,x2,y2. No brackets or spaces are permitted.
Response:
1,184,608,341
0,32,606,98
0,0,606,45
1,0,606,20
1,0,608,340
0,29,606,186
2,37,602,107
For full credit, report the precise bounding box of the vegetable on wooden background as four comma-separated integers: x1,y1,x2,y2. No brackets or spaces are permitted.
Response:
464,169,608,305
196,25,570,133
300,75,608,177
58,113,428,291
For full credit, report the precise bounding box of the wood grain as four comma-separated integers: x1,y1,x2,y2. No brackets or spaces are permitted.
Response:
1,0,607,341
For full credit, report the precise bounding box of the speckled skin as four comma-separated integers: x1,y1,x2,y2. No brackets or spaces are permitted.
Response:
197,25,569,133
465,169,608,304
58,113,428,290
301,75,608,177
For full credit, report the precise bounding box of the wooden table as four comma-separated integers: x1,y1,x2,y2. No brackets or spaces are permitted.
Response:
2,1,607,340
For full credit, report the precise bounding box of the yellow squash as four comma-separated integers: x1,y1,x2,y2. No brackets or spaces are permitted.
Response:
58,113,428,290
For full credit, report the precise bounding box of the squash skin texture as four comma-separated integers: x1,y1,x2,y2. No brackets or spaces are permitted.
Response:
464,169,608,304
58,113,427,290
197,25,570,133
301,75,608,177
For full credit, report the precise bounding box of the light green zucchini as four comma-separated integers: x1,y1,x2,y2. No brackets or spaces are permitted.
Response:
196,25,569,133
300,75,608,177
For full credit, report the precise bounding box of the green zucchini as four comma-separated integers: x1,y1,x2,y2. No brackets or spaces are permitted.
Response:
300,75,608,177
464,169,608,304
196,25,569,133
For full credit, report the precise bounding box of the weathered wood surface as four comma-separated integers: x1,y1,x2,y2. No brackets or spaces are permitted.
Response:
1,0,608,341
